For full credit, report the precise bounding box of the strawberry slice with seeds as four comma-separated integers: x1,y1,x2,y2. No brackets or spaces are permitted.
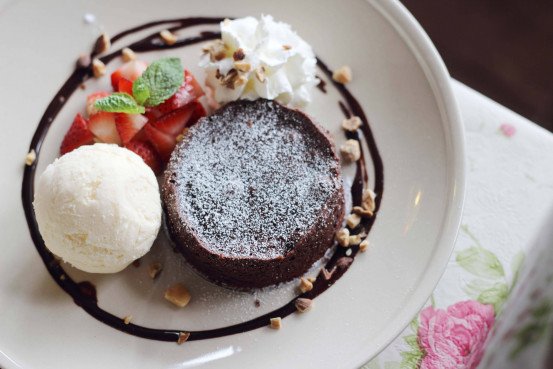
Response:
110,60,147,90
144,123,175,163
60,113,95,155
150,104,197,137
117,77,134,95
188,101,207,126
125,141,161,174
115,113,148,145
88,112,121,145
86,91,110,116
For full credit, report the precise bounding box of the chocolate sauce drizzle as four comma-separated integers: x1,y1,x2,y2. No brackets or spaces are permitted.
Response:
21,17,384,343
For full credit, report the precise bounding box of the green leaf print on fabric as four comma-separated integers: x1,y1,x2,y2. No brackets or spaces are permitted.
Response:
477,283,509,313
457,247,505,279
399,318,423,369
510,299,552,359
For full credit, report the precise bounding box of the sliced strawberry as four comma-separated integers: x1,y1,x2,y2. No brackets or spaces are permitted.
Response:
117,78,134,95
188,101,207,126
110,60,148,90
60,113,95,155
86,91,110,116
125,141,161,174
150,104,197,137
115,113,148,144
88,112,121,145
153,70,205,115
144,123,176,163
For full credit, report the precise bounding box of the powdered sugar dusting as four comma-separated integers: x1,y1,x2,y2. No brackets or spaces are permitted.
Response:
167,99,342,259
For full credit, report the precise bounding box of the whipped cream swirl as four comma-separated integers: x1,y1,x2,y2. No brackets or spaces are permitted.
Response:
199,15,318,107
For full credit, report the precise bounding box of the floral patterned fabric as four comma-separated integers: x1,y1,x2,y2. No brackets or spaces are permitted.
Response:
362,81,553,369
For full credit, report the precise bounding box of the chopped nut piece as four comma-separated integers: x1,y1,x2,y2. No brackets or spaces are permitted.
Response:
362,188,376,213
220,69,244,89
160,30,177,45
255,66,266,83
282,44,292,50
232,48,245,61
359,238,369,252
92,58,106,78
320,266,336,280
76,54,91,68
307,276,316,283
25,150,36,166
348,234,361,246
341,116,362,132
270,317,282,329
332,65,352,84
60,274,66,281
336,228,350,247
295,298,313,313
148,262,163,279
336,256,353,269
93,33,111,54
352,206,373,217
177,332,190,344
204,40,227,62
345,248,352,256
79,83,86,90
121,47,136,62
340,139,361,162
299,277,313,293
123,315,132,324
346,213,361,229
234,61,251,73
164,283,191,307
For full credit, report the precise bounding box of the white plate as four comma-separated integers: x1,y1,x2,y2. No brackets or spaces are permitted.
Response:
0,0,464,368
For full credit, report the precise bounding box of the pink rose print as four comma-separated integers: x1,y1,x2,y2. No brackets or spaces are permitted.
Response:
499,123,516,137
418,300,495,369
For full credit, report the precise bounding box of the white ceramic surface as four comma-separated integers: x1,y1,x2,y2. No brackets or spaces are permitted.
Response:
0,0,464,368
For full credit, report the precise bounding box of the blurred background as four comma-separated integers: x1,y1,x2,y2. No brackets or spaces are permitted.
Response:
402,0,553,131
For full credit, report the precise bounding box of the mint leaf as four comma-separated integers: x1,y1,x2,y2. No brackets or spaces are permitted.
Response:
94,93,145,114
132,57,183,107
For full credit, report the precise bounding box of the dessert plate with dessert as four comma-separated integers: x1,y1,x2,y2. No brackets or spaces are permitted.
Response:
0,0,464,368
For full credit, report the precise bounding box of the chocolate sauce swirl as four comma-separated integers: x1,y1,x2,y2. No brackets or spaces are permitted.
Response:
21,17,384,343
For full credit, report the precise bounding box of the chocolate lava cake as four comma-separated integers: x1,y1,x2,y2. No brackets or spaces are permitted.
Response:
163,99,345,289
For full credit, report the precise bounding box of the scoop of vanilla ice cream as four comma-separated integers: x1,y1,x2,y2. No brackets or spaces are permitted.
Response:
199,15,318,107
33,144,162,273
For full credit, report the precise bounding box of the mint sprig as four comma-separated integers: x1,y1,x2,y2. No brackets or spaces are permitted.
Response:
94,57,184,114
93,93,145,114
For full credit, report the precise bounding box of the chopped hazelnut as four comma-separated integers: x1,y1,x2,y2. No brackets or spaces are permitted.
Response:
270,317,282,329
336,228,350,247
177,332,190,344
25,150,36,166
233,48,245,61
362,188,376,213
295,298,313,313
221,69,239,89
92,58,106,78
234,61,251,73
320,266,336,280
346,213,361,229
160,30,177,45
235,74,248,87
123,315,132,324
93,33,111,54
348,234,361,246
341,116,362,132
332,65,352,84
282,44,292,50
204,40,227,62
121,47,136,62
307,276,316,283
255,66,266,83
359,238,369,252
299,277,313,293
164,283,191,307
76,53,91,68
352,206,373,217
148,262,163,279
340,139,361,162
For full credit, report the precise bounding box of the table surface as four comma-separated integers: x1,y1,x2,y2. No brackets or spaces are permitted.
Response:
364,80,553,369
